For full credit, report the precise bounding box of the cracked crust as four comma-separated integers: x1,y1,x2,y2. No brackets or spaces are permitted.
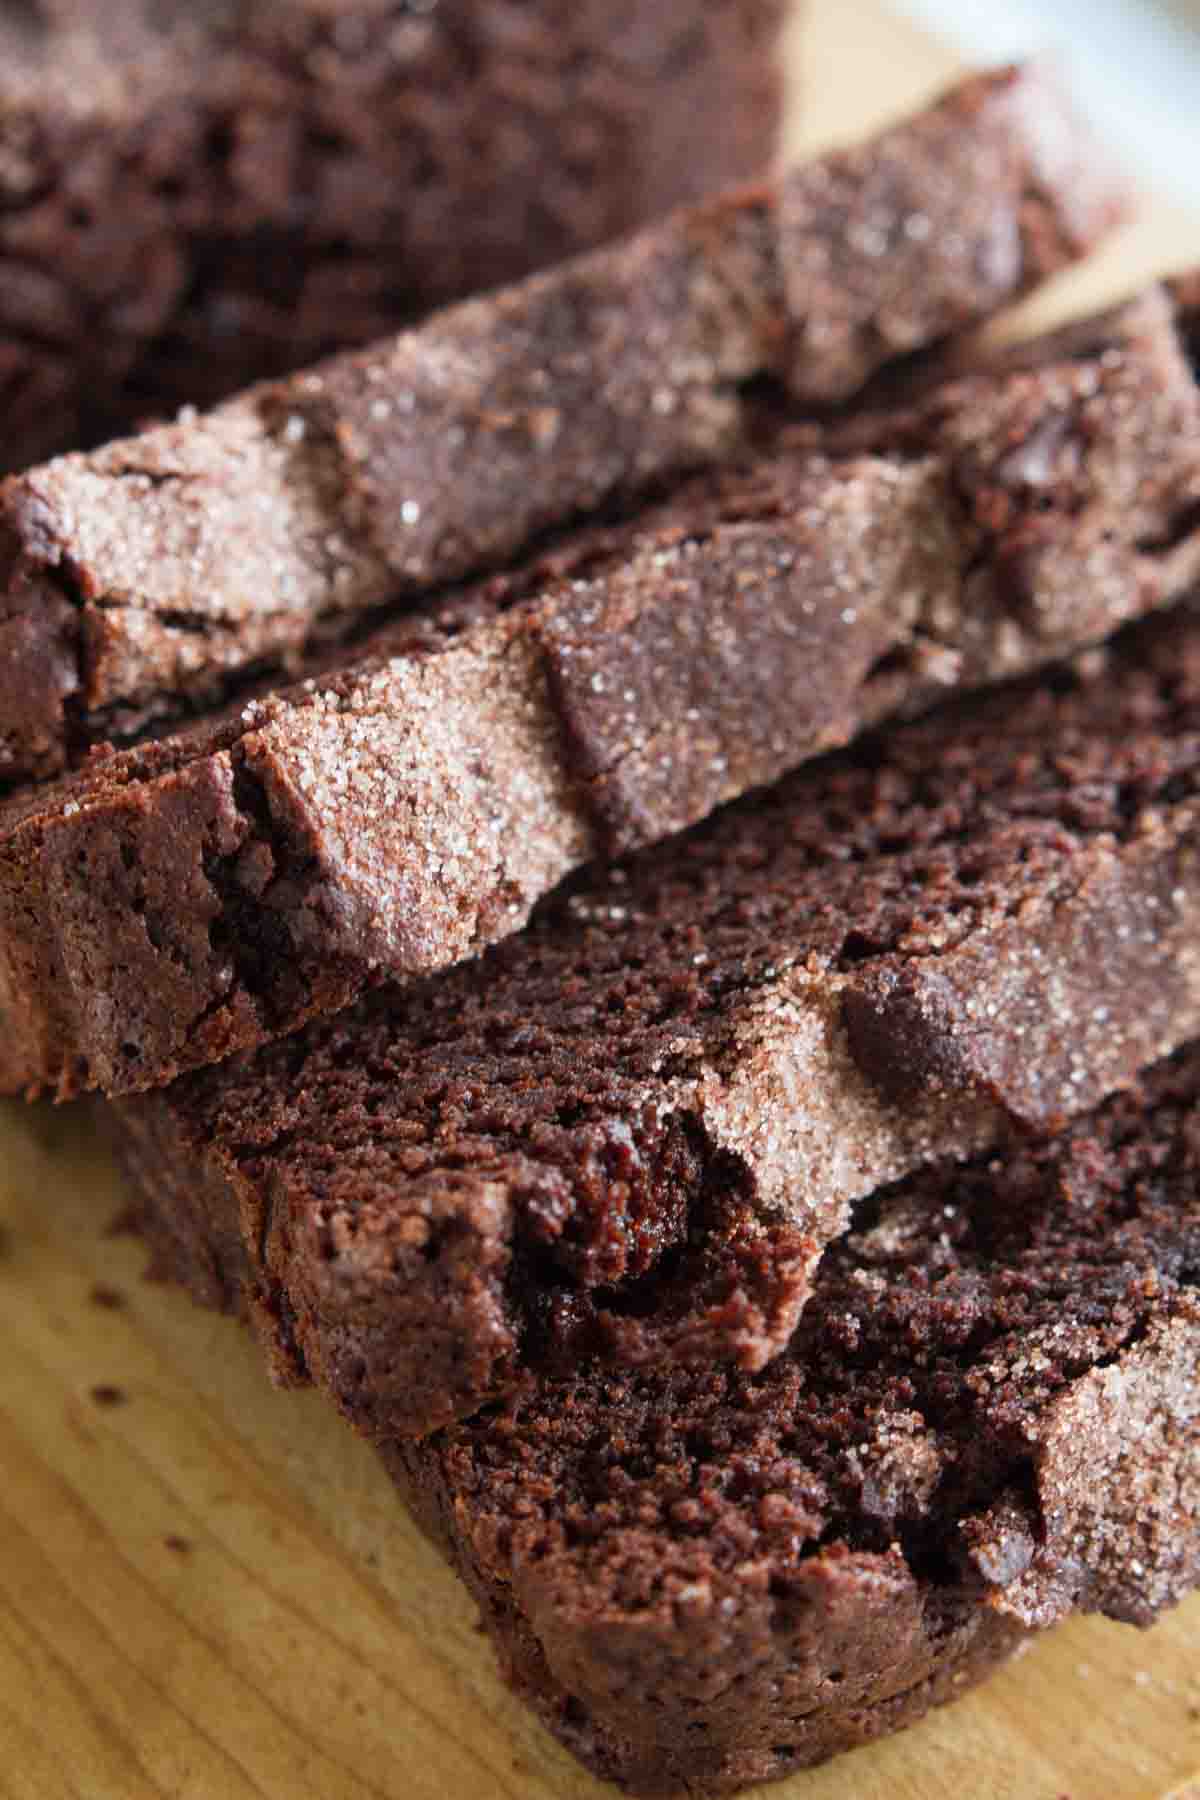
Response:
0,0,785,473
107,602,1200,1436
0,62,1130,786
120,1045,1200,1792
3,284,1200,1099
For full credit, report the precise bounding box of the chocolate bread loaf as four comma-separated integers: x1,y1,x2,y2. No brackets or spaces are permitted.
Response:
6,284,1199,1101
109,601,1200,1437
117,1040,1200,1792
0,0,784,473
0,63,1128,789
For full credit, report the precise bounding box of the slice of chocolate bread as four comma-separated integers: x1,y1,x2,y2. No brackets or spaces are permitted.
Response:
0,62,1128,788
116,1037,1200,1792
110,601,1200,1437
6,285,1200,1101
377,1045,1200,1793
0,0,784,474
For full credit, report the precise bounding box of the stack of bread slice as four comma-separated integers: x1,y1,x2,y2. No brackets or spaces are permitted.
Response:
2,54,1197,1797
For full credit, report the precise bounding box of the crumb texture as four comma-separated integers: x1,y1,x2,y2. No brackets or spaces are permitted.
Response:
0,0,784,472
120,1035,1200,1792
111,603,1200,1435
381,1046,1200,1791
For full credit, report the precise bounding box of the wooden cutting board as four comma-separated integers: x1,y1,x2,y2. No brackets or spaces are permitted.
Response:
2,5,1199,1796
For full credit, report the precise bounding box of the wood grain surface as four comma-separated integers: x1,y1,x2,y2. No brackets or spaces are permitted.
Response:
2,4,1200,1796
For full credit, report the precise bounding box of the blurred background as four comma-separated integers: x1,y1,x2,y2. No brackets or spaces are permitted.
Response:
789,0,1200,339
891,0,1200,208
